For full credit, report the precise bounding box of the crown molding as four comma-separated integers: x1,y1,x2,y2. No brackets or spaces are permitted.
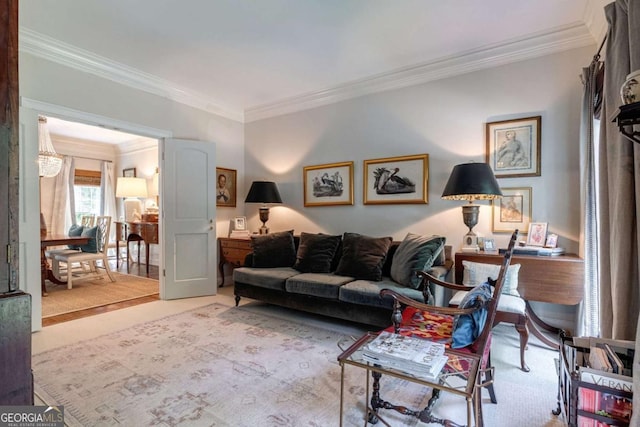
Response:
116,138,158,155
19,28,244,123
245,23,595,122
51,135,118,161
583,0,608,47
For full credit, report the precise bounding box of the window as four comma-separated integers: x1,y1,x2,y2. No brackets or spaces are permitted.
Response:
74,169,101,224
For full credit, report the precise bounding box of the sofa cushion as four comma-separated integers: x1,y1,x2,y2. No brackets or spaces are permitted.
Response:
462,260,521,296
232,267,299,291
293,233,342,273
339,279,425,309
335,233,392,281
390,233,446,289
451,282,493,349
285,273,354,299
251,230,296,268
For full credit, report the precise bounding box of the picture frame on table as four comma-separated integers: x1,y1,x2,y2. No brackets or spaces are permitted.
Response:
216,167,237,207
545,233,558,248
492,187,532,233
122,167,136,178
486,116,541,178
526,222,548,247
233,216,247,231
303,161,354,207
483,238,498,254
363,154,428,205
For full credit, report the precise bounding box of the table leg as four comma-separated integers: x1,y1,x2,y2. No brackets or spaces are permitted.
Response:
116,240,120,268
526,301,561,349
218,260,225,287
145,242,150,275
40,247,48,296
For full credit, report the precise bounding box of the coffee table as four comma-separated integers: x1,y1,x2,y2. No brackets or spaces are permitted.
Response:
337,332,482,427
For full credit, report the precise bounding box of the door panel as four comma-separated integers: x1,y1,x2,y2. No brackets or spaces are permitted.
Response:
161,138,216,299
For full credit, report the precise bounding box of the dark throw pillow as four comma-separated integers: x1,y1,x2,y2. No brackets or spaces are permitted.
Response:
451,282,493,349
67,224,84,250
335,232,392,281
293,232,341,273
79,225,98,253
390,233,446,289
251,230,296,268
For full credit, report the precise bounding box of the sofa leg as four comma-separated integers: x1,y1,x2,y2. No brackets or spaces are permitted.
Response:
515,319,530,372
235,295,241,307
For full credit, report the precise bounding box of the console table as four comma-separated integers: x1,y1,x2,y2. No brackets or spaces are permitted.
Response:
115,221,159,274
218,237,252,286
455,251,584,348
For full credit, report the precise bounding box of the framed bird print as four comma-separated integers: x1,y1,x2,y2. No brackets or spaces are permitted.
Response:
363,154,429,205
303,161,354,207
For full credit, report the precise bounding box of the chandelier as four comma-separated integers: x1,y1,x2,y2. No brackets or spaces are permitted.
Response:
38,116,63,177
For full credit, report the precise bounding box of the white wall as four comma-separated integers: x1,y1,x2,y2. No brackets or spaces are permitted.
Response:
245,46,594,329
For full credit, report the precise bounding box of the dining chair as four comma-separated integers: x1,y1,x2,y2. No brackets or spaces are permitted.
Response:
45,214,98,278
53,215,116,289
370,230,518,426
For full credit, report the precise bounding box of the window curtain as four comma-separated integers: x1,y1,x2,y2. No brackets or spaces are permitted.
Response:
579,59,602,337
49,156,75,235
100,161,117,241
597,0,640,341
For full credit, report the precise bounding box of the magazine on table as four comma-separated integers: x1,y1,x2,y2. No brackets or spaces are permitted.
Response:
363,331,448,379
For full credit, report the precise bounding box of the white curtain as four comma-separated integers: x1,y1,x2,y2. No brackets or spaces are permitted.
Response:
49,156,75,235
100,161,117,241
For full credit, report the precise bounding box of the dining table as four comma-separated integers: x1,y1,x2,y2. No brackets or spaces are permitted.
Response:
40,234,91,296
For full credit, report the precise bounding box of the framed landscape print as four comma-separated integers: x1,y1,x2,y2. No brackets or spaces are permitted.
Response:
303,161,354,207
216,167,237,207
363,154,428,205
486,116,541,178
492,187,532,233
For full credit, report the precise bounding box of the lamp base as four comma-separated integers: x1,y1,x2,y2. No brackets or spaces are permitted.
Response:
259,225,269,235
461,233,480,253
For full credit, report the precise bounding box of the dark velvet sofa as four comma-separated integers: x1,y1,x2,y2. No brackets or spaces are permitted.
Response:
233,232,452,328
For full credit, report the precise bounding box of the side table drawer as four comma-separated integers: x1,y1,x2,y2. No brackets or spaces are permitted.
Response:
222,248,248,264
221,239,252,250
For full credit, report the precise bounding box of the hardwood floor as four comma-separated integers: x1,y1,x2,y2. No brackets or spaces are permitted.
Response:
42,259,160,327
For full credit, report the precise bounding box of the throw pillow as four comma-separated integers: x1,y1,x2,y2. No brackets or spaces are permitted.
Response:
79,225,98,253
67,224,84,250
451,282,493,349
390,233,446,289
251,230,296,268
462,260,521,297
335,232,392,281
293,232,341,273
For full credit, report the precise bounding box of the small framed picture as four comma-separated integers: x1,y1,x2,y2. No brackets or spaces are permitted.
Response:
233,216,247,231
545,233,558,248
483,238,498,254
486,116,541,178
492,187,532,234
216,167,237,207
123,167,136,178
526,222,548,247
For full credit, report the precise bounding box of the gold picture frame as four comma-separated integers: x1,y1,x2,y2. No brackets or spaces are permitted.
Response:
492,187,532,234
303,161,354,207
486,116,541,178
363,154,428,205
216,167,237,207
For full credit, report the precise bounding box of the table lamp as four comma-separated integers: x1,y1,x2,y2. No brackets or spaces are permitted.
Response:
442,162,502,252
245,181,282,234
116,177,148,221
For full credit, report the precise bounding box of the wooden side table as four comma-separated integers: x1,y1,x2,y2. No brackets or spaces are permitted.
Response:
218,237,253,286
115,221,159,274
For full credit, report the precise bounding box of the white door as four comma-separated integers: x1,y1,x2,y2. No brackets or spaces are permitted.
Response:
160,138,217,299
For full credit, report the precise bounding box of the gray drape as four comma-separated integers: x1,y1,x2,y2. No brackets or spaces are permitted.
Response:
598,0,640,340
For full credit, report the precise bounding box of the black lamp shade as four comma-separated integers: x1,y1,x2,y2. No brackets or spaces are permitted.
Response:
441,163,502,201
245,181,283,204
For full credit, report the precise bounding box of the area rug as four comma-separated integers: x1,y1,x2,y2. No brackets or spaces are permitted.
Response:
33,302,563,426
42,272,158,318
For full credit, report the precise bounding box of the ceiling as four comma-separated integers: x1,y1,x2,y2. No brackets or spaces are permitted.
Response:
21,0,608,141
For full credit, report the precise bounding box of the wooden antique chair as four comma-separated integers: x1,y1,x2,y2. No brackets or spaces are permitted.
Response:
372,230,518,426
52,215,116,289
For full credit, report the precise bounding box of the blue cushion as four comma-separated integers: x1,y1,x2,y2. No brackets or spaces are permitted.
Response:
79,225,98,253
451,282,492,349
67,224,84,250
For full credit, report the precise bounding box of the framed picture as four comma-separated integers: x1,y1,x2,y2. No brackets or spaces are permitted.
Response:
526,222,548,247
483,238,498,254
486,116,541,178
233,216,247,231
303,161,354,207
492,187,532,234
122,167,136,178
363,154,428,205
545,233,558,248
216,167,237,207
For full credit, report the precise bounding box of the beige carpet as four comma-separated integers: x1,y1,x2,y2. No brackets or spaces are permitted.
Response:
42,272,159,318
32,300,564,426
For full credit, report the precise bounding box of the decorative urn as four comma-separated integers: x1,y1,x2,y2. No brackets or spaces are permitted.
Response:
621,70,640,105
